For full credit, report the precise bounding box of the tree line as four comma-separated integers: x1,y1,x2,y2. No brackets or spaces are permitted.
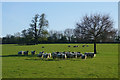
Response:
2,13,120,45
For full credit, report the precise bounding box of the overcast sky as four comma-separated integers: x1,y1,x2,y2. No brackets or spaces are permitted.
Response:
2,2,118,37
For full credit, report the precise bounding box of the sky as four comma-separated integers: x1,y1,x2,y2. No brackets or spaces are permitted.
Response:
2,2,118,37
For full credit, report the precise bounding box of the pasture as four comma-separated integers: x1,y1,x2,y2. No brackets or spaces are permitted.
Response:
1,44,118,78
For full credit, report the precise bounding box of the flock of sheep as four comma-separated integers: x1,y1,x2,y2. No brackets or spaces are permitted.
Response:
18,50,96,60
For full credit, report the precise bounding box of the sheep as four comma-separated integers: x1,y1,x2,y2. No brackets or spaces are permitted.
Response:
65,52,75,58
84,52,95,58
37,52,44,58
31,51,35,55
36,51,96,60
63,52,67,54
69,52,74,58
43,53,49,59
73,46,76,47
62,53,67,59
23,51,29,56
81,54,87,59
73,45,78,48
82,45,85,47
52,52,57,59
37,51,44,57
57,52,63,59
73,52,77,58
77,52,82,58
66,52,71,58
68,45,71,47
48,53,51,58
84,52,91,58
52,52,67,59
71,52,75,58
18,51,23,55
42,46,44,48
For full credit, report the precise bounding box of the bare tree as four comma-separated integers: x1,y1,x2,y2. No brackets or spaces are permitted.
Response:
64,28,74,42
14,32,21,38
75,13,115,54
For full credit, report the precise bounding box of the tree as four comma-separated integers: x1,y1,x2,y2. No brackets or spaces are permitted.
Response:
48,30,60,42
75,13,115,54
5,34,12,43
64,28,74,42
30,13,49,44
115,31,120,42
48,30,66,42
14,32,21,43
21,29,27,38
38,13,49,38
30,14,39,44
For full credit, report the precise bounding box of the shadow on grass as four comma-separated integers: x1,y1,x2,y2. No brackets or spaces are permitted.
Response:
0,54,64,61
24,58,60,61
24,58,85,61
24,58,41,60
0,54,92,61
0,54,38,57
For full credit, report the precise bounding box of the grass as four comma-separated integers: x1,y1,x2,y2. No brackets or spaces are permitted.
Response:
1,44,118,78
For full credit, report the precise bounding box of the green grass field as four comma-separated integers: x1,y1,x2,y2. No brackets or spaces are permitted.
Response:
1,44,118,78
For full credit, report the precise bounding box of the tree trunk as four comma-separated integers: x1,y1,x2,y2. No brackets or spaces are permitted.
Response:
35,22,38,44
94,41,96,54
